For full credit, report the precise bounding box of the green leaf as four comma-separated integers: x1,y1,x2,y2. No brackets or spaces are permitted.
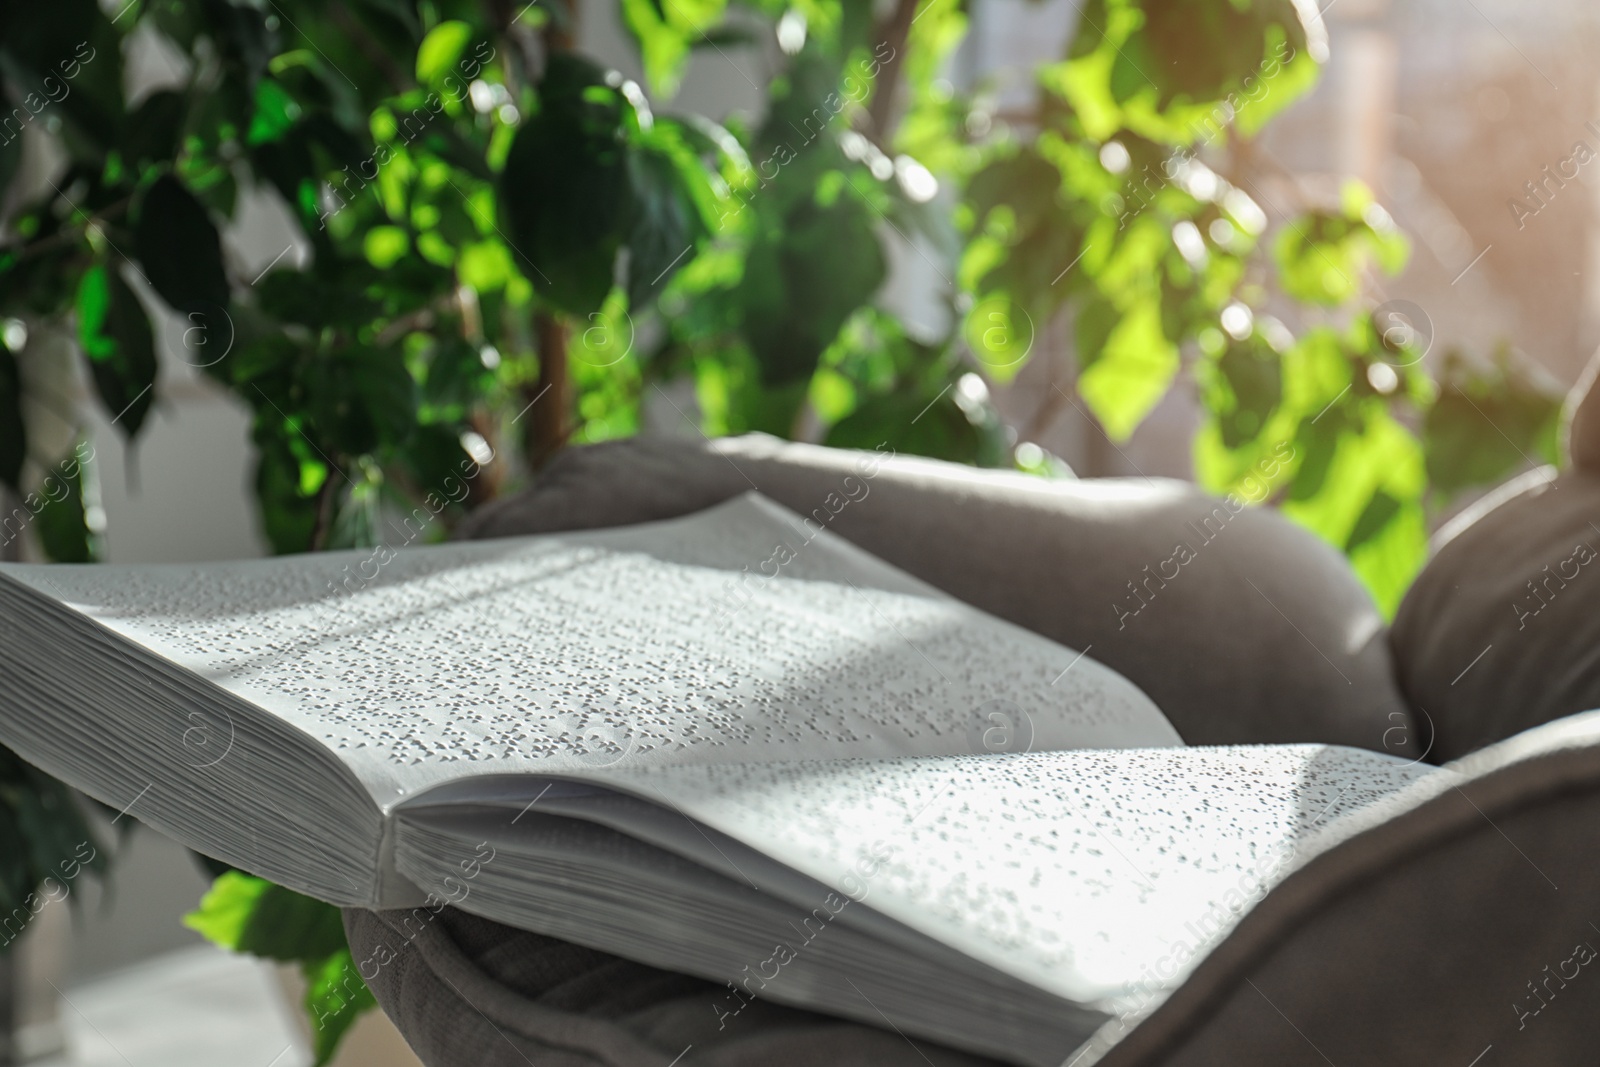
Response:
1281,408,1426,616
1233,25,1321,138
422,338,495,412
500,55,636,316
965,150,1063,238
1273,190,1408,307
1288,415,1341,502
184,871,348,963
1272,217,1354,305
0,0,125,150
625,146,705,308
399,423,477,503
1043,0,1320,147
256,269,379,330
185,872,369,1066
253,433,323,555
738,190,888,385
124,90,189,167
1073,296,1119,368
76,265,158,437
0,744,106,930
246,79,300,146
202,0,277,89
1424,349,1562,497
349,0,422,38
0,339,24,491
303,949,376,1066
963,292,1037,384
1209,334,1283,449
620,0,730,96
308,346,417,456
1139,1,1293,108
456,240,514,293
132,175,231,313
1076,294,1178,441
415,21,472,85
1044,6,1128,142
1191,324,1356,503
1344,487,1401,554
363,226,410,268
324,471,383,551
826,374,1009,467
248,127,320,230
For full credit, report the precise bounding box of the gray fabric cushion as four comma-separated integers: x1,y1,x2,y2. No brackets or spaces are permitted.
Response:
342,906,1001,1067
459,433,1415,754
1390,467,1600,762
1094,711,1600,1066
1391,349,1600,762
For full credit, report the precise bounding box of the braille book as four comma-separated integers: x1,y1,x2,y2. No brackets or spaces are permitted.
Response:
0,493,1435,1065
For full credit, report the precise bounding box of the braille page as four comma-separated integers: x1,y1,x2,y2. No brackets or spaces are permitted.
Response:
0,493,1181,813
604,744,1440,1014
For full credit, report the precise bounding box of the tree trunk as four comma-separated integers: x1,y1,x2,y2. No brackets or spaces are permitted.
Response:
525,312,570,470
513,0,578,474
867,0,921,142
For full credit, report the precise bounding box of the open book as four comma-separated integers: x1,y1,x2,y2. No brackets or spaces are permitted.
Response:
0,493,1437,1065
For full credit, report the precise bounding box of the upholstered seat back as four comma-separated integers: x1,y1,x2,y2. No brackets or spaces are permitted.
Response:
1091,710,1600,1066
1392,352,1600,761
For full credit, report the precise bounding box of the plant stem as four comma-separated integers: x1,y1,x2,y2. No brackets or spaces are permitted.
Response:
308,473,338,552
331,3,413,93
541,0,578,52
510,0,580,472
525,311,570,469
465,410,503,508
867,0,920,143
2,195,132,266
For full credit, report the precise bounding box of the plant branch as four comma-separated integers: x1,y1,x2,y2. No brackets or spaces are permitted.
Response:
308,472,339,552
373,304,442,347
539,0,578,53
524,311,571,469
866,0,920,144
331,3,413,94
2,194,133,267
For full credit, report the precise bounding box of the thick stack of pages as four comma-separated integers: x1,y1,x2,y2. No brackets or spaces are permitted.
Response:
0,493,1438,1065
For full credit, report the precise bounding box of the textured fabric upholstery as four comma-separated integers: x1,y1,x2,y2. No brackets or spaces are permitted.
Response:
1092,711,1600,1065
1390,467,1600,761
343,907,1001,1066
1391,349,1600,762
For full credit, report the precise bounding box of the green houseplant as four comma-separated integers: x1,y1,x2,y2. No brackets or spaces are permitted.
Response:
0,0,1562,1060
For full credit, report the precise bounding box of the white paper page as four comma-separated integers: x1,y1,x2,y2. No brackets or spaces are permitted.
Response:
600,744,1442,1013
0,494,1180,811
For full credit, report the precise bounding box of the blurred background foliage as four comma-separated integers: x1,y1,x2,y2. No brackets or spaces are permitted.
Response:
0,0,1567,1058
